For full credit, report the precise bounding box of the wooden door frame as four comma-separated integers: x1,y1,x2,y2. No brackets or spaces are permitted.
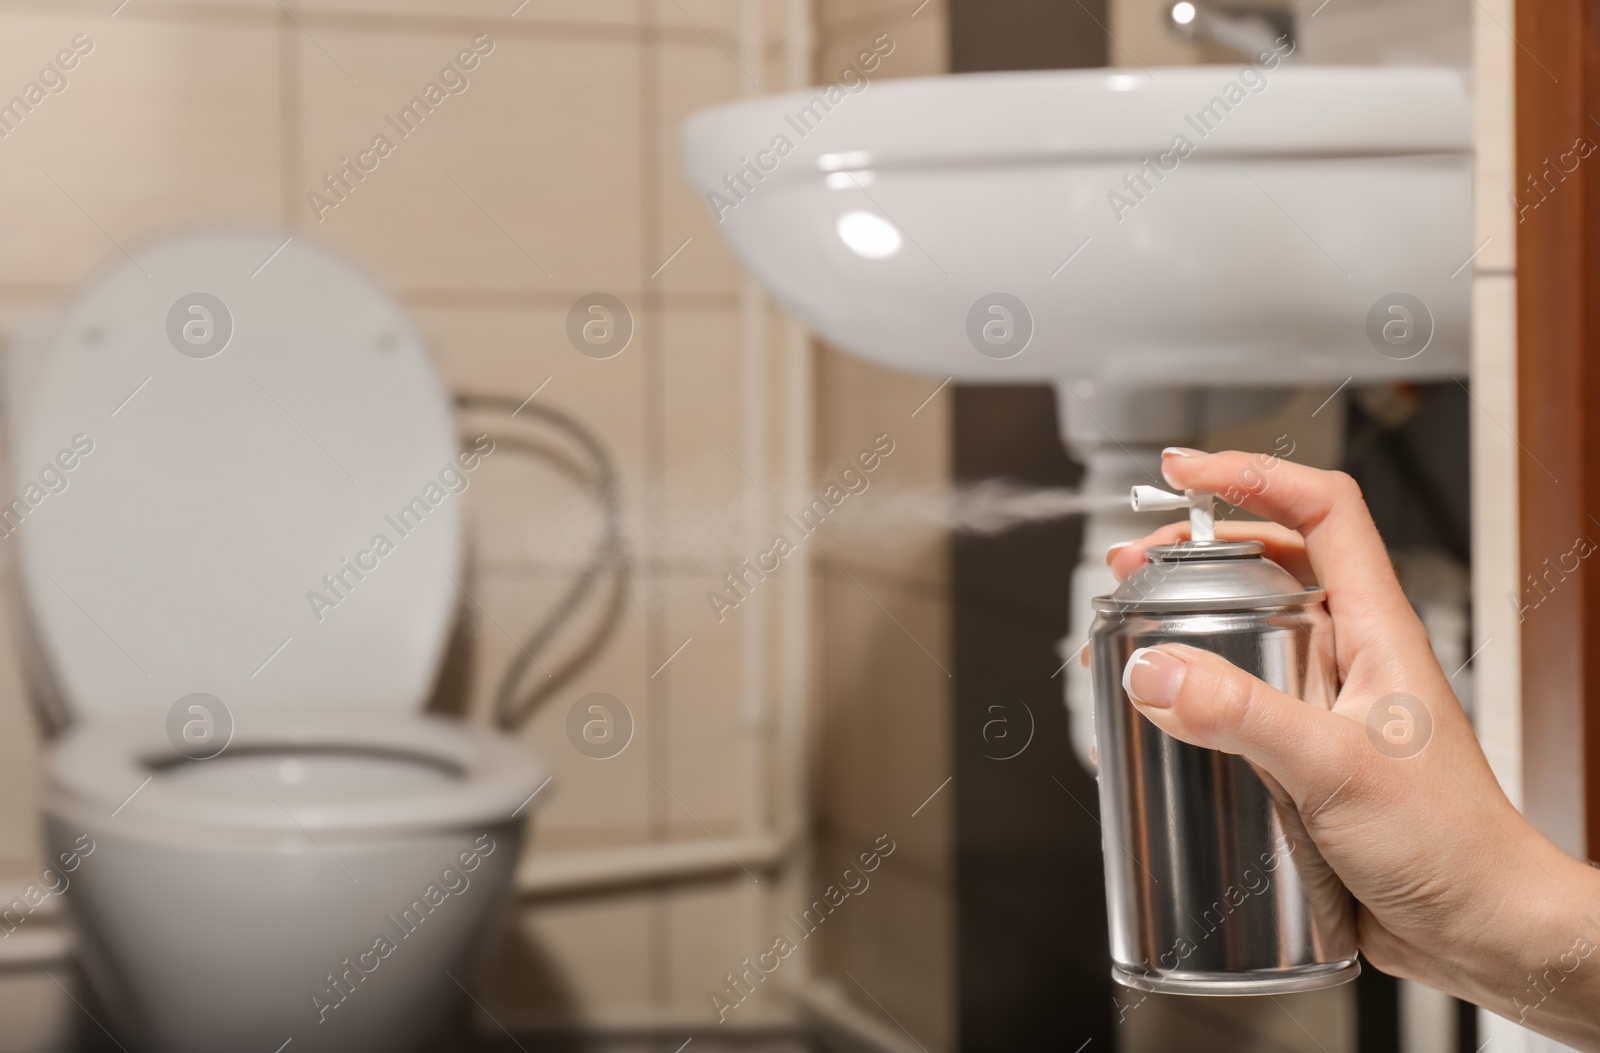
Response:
1515,0,1600,857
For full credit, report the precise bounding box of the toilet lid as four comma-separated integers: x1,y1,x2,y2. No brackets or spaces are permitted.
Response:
11,230,464,721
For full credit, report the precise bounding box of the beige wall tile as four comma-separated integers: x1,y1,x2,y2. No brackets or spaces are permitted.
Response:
658,41,748,296
813,845,954,1051
415,305,652,570
657,0,739,36
473,571,653,849
809,1,952,1029
294,0,641,23
490,896,656,1021
816,3,945,81
819,0,931,30
816,345,951,587
654,0,797,44
0,969,71,1053
658,307,749,563
658,572,751,834
817,564,949,856
0,12,281,288
1469,272,1521,801
664,877,765,1017
1473,0,1516,272
1108,0,1201,68
297,26,641,292
1292,0,1470,65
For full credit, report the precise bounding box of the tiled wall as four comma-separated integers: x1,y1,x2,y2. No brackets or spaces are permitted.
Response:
1111,0,1470,66
807,3,955,1052
0,0,907,1042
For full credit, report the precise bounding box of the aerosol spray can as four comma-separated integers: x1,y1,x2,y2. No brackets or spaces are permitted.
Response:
1089,485,1359,995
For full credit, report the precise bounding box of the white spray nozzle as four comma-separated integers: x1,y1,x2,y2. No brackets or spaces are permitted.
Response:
1130,485,1189,513
1129,485,1217,542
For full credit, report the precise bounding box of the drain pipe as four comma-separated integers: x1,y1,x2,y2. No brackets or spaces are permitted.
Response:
1056,383,1201,772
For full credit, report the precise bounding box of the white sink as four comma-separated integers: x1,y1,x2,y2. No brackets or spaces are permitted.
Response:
682,67,1472,385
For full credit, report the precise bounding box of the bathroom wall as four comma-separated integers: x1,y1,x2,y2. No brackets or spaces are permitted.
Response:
0,0,919,1046
1111,0,1470,67
806,5,957,1053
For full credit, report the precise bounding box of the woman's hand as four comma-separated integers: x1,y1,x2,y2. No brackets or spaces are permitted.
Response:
1109,449,1600,1046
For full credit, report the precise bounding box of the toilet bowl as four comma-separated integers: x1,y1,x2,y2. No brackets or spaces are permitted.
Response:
5,230,547,1052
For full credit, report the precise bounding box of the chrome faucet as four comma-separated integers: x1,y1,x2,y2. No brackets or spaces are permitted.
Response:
1167,1,1297,60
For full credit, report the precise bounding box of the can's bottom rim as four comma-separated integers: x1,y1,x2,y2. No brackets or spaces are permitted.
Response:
1111,958,1360,997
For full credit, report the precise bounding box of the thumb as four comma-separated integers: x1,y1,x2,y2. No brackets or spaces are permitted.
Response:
1121,643,1357,803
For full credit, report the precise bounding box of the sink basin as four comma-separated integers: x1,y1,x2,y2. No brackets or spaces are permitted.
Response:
682,67,1472,385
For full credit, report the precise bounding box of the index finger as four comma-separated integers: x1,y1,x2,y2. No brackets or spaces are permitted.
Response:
1157,448,1418,656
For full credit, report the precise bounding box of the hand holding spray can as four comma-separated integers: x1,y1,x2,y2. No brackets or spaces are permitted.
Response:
1090,485,1358,994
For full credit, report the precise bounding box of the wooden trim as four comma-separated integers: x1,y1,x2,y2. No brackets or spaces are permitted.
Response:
1515,0,1600,857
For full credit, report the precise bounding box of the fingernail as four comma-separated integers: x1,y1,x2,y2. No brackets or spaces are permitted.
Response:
1105,541,1131,565
1123,647,1187,709
1161,447,1203,459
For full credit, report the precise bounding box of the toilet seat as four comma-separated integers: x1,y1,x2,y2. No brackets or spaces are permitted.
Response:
12,228,546,841
44,711,544,842
11,229,465,725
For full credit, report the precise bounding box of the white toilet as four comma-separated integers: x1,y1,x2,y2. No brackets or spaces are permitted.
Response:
5,230,547,1052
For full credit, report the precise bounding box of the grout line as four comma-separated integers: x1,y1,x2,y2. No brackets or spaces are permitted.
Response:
44,170,150,278
0,0,795,46
652,776,761,883
271,0,359,82
636,22,673,1014
648,236,693,278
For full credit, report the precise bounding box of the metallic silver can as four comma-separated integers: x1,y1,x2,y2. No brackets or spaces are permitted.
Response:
1090,538,1359,995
